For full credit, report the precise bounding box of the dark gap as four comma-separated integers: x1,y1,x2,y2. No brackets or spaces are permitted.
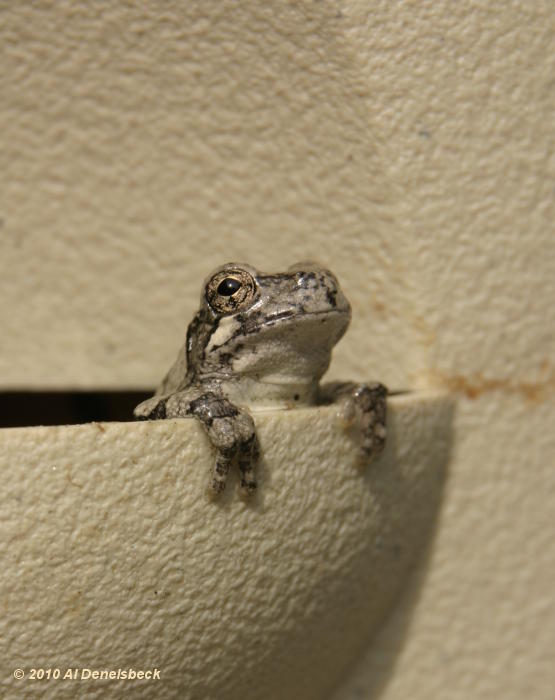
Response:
0,389,414,429
0,392,153,428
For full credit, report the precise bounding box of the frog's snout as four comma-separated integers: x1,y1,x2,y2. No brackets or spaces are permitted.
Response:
287,263,349,310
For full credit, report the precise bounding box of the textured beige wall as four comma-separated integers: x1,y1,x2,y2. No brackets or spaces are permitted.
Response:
1,1,554,699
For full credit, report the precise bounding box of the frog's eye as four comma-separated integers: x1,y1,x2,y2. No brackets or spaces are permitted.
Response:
217,277,242,296
206,268,257,314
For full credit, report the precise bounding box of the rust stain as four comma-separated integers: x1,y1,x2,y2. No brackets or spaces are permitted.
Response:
67,590,83,618
412,314,437,348
371,299,387,317
93,422,106,433
427,364,554,404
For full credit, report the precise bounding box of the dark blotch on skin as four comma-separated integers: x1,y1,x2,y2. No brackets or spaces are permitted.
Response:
189,394,240,421
296,271,316,289
239,434,256,454
326,287,338,307
150,400,167,420
218,352,234,366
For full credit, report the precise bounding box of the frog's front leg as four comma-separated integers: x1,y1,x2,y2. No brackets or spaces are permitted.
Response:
186,392,259,497
321,382,387,461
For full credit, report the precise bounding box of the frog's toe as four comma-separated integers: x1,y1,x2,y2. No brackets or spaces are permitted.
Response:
210,459,231,495
239,478,257,497
133,397,167,420
361,421,387,459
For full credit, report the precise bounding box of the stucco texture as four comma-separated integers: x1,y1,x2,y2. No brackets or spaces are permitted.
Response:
0,396,451,699
0,1,554,699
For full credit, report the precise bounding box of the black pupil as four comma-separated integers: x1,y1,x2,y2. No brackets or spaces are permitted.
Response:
217,278,241,296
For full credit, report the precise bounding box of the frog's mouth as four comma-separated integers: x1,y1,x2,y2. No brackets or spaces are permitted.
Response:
229,307,351,385
249,308,351,351
261,308,350,327
263,310,297,324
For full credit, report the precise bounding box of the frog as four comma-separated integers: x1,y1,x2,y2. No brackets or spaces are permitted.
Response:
134,262,387,497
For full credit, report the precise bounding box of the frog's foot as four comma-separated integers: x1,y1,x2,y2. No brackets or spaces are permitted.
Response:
352,382,387,460
187,393,259,496
322,381,387,463
133,395,169,420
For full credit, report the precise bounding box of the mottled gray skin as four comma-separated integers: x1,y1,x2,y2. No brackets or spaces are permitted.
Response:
134,262,387,496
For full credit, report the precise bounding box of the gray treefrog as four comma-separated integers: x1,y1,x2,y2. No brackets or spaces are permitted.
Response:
134,262,387,496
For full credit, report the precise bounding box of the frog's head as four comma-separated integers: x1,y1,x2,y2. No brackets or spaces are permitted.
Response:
187,262,351,389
